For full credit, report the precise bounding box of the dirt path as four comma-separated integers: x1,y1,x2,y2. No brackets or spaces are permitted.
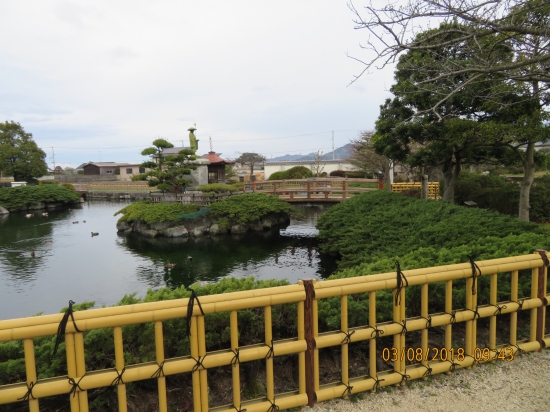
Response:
302,350,550,412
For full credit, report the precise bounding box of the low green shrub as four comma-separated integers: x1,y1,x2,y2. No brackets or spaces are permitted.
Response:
208,193,299,226
0,185,81,210
61,183,76,191
196,183,243,193
114,201,200,223
315,190,550,327
453,171,550,222
268,166,312,180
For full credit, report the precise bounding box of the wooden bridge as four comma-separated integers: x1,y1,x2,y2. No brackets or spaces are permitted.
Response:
244,178,381,203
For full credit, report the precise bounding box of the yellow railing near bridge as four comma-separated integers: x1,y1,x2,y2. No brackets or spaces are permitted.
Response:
0,252,548,411
391,182,440,199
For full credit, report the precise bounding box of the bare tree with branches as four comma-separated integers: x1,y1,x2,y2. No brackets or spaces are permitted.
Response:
350,0,550,220
310,150,326,177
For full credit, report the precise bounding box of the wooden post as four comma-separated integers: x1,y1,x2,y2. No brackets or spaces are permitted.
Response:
342,179,347,199
378,173,384,190
307,182,311,199
536,250,548,350
301,279,316,407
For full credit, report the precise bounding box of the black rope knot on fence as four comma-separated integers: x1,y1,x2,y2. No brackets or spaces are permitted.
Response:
232,405,247,412
17,381,37,401
341,382,353,398
267,399,279,412
395,371,410,384
52,300,81,359
398,319,407,335
394,261,408,306
110,367,126,386
468,255,482,295
373,376,385,392
466,355,479,368
421,315,432,329
191,356,206,372
492,304,507,316
151,360,165,379
422,365,433,378
516,299,525,312
447,310,458,324
185,288,205,339
231,348,240,366
366,325,384,339
468,306,481,320
68,374,87,398
265,340,275,359
340,330,355,344
447,360,460,373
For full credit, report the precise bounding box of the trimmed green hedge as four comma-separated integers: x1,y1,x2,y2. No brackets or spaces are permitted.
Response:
268,166,312,180
453,172,550,222
114,201,200,223
0,185,81,210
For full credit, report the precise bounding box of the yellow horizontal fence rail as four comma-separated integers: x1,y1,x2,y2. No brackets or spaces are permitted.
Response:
0,253,548,411
391,182,440,199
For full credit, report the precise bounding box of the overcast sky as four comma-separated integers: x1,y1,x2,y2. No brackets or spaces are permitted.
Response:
0,0,395,168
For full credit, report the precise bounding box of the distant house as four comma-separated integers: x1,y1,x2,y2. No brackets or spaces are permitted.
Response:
201,152,235,183
118,164,147,180
83,162,125,176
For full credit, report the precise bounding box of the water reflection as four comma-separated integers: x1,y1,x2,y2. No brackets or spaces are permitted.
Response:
120,204,338,289
0,202,337,320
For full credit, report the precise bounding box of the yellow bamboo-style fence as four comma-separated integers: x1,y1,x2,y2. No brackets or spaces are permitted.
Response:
0,252,548,411
391,182,440,199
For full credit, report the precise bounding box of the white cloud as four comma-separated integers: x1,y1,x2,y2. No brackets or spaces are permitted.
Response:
0,0,395,167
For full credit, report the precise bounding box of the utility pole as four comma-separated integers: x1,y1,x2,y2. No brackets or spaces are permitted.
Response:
51,147,56,171
332,131,334,160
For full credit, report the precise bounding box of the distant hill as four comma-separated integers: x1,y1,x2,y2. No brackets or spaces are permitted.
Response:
267,144,352,162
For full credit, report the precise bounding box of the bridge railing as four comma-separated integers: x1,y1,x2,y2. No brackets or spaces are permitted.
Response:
0,252,548,411
244,178,380,200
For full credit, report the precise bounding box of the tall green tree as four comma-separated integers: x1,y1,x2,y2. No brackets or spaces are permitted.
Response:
132,138,197,192
0,121,48,181
352,0,550,220
235,152,266,179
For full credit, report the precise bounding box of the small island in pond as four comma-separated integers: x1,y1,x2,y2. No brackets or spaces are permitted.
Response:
115,193,298,238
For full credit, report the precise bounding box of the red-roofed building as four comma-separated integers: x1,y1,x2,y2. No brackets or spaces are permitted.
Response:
201,151,235,183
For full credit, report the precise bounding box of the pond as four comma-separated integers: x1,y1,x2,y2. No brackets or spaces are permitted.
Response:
0,201,338,320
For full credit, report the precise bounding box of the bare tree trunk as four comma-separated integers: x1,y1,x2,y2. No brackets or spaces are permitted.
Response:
386,159,392,192
442,150,461,202
519,141,536,222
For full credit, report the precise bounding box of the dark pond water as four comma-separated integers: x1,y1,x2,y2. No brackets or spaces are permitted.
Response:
0,201,338,320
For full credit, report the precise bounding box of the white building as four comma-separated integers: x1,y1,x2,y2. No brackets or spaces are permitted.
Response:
264,160,358,180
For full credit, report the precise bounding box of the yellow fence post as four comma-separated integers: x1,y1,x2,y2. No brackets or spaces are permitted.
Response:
421,284,429,374
190,316,202,412
197,316,208,412
65,332,80,412
368,291,377,391
113,326,128,412
445,280,453,364
230,311,241,410
23,338,39,412
489,274,497,362
530,267,539,346
536,250,549,350
265,306,274,402
341,295,349,397
154,321,168,412
510,270,519,346
74,332,89,412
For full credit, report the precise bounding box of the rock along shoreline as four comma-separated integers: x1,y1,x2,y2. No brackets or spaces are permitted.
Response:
116,211,291,238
